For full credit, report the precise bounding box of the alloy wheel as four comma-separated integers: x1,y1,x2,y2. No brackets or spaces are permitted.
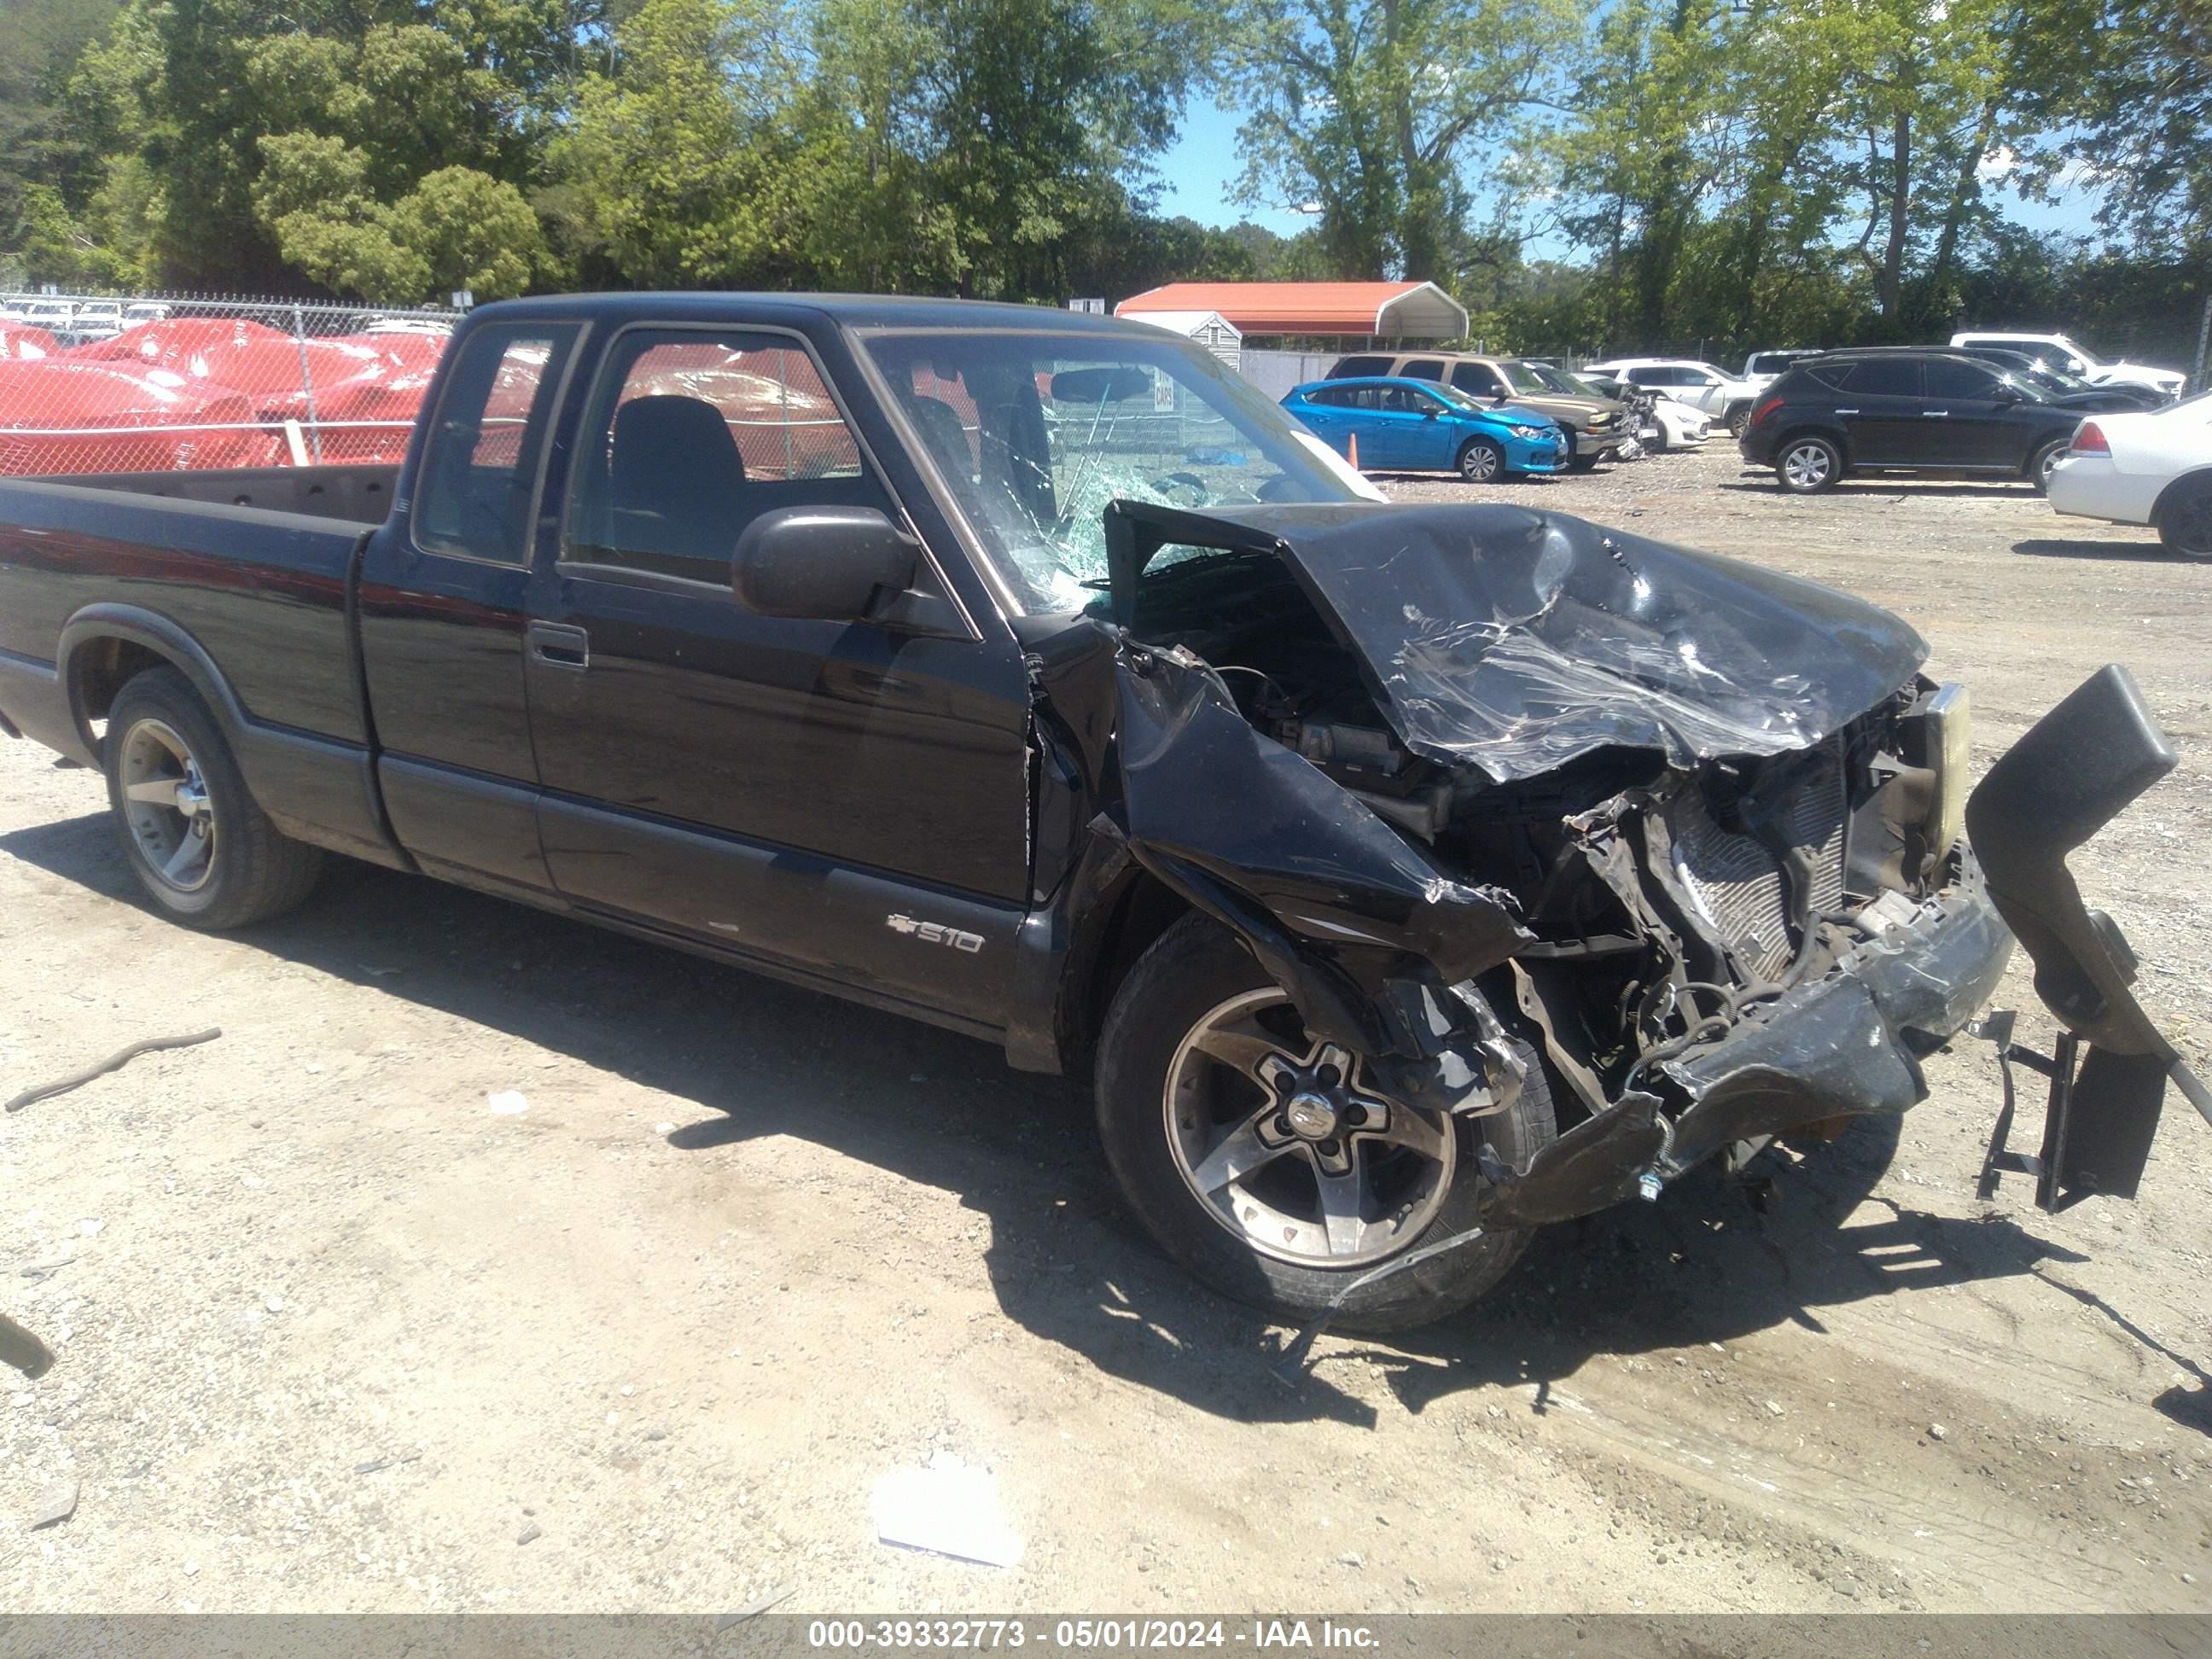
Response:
117,717,218,892
1783,442,1832,489
1161,988,1456,1268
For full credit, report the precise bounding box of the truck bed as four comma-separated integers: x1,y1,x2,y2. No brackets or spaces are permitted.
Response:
0,465,390,769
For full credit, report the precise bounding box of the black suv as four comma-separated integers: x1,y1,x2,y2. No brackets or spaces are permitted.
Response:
1740,348,2089,494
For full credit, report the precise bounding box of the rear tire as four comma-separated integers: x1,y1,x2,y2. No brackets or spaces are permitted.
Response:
2029,439,2067,495
1094,915,1556,1332
2157,475,2212,558
1776,434,1842,493
1726,401,1753,438
103,667,323,930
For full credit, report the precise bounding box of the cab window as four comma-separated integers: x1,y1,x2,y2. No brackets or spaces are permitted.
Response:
563,328,888,584
415,323,581,562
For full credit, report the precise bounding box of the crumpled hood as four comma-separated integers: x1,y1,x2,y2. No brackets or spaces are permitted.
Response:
1102,500,1930,783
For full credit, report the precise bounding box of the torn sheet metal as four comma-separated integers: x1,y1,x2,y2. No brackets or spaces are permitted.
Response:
1109,638,1530,1081
1104,500,1930,783
1478,1090,1667,1227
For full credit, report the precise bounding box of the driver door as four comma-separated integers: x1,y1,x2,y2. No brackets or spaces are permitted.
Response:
522,323,1030,1030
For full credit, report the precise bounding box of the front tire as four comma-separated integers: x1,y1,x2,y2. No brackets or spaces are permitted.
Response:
2158,476,2212,558
1776,434,1842,493
1095,916,1555,1332
1456,439,1505,483
103,667,323,929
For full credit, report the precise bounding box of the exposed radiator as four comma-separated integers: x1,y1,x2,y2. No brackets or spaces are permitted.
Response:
1664,760,1848,981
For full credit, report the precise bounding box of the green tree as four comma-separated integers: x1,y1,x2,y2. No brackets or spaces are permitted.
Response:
0,0,123,220
242,20,552,298
2028,0,2212,256
1216,0,1578,283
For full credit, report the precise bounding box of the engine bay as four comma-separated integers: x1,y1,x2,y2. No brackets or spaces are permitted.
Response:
1118,541,1970,1127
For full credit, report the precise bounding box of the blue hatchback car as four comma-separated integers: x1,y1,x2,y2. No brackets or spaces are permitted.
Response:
1282,376,1568,480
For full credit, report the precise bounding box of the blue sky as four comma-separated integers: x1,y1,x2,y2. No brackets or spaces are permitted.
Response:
1154,96,2110,256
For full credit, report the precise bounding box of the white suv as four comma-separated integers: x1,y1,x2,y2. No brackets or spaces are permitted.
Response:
1583,358,1761,434
1950,331,2184,399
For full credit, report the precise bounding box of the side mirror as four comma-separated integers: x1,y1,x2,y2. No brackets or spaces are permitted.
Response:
731,506,919,621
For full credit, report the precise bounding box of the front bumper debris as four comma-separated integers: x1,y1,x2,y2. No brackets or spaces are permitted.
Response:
1656,867,2012,1173
1965,665,2210,1208
1486,665,2203,1226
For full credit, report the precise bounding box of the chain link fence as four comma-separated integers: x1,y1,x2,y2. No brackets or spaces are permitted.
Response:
0,292,462,477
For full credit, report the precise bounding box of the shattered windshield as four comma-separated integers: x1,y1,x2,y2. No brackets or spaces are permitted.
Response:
861,329,1360,612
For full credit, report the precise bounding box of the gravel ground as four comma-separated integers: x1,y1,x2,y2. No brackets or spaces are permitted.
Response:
2,444,2208,1615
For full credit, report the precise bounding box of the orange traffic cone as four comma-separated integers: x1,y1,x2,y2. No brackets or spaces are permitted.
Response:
1348,432,1361,470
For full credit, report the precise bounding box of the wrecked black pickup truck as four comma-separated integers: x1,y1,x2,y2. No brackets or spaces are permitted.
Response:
0,294,2203,1331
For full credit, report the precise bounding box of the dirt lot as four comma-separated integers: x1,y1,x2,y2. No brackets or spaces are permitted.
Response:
3,445,2209,1615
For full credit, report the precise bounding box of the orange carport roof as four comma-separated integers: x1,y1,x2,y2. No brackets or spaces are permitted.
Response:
1114,281,1467,339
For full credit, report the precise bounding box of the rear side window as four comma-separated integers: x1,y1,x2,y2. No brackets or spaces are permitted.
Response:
1400,358,1447,381
564,328,888,584
1303,386,1355,408
1925,359,1998,399
1330,355,1391,380
415,322,581,562
1842,358,1923,396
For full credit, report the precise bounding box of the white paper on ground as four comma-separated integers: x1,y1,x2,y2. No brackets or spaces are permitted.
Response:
870,1453,1023,1568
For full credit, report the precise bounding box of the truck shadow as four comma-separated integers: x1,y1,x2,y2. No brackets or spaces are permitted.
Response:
2012,537,2178,562
2,810,2161,1431
1717,480,2034,500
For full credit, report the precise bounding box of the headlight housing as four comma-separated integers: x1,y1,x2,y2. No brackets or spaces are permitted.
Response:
1509,424,1542,439
1922,681,1972,865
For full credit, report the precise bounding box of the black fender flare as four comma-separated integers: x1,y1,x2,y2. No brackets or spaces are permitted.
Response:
56,602,252,758
53,602,408,869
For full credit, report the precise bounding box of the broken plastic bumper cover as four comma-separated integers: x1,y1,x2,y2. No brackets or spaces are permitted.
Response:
1478,871,2011,1229
1964,665,2210,1208
1656,868,2012,1173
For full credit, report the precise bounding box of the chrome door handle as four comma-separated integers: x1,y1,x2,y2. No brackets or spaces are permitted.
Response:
1836,408,1860,415
1924,410,1951,417
527,621,590,671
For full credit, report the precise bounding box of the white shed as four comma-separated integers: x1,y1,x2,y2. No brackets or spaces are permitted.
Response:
1121,308,1243,370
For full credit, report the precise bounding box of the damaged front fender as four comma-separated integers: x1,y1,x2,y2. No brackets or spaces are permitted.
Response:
1109,637,1533,1114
